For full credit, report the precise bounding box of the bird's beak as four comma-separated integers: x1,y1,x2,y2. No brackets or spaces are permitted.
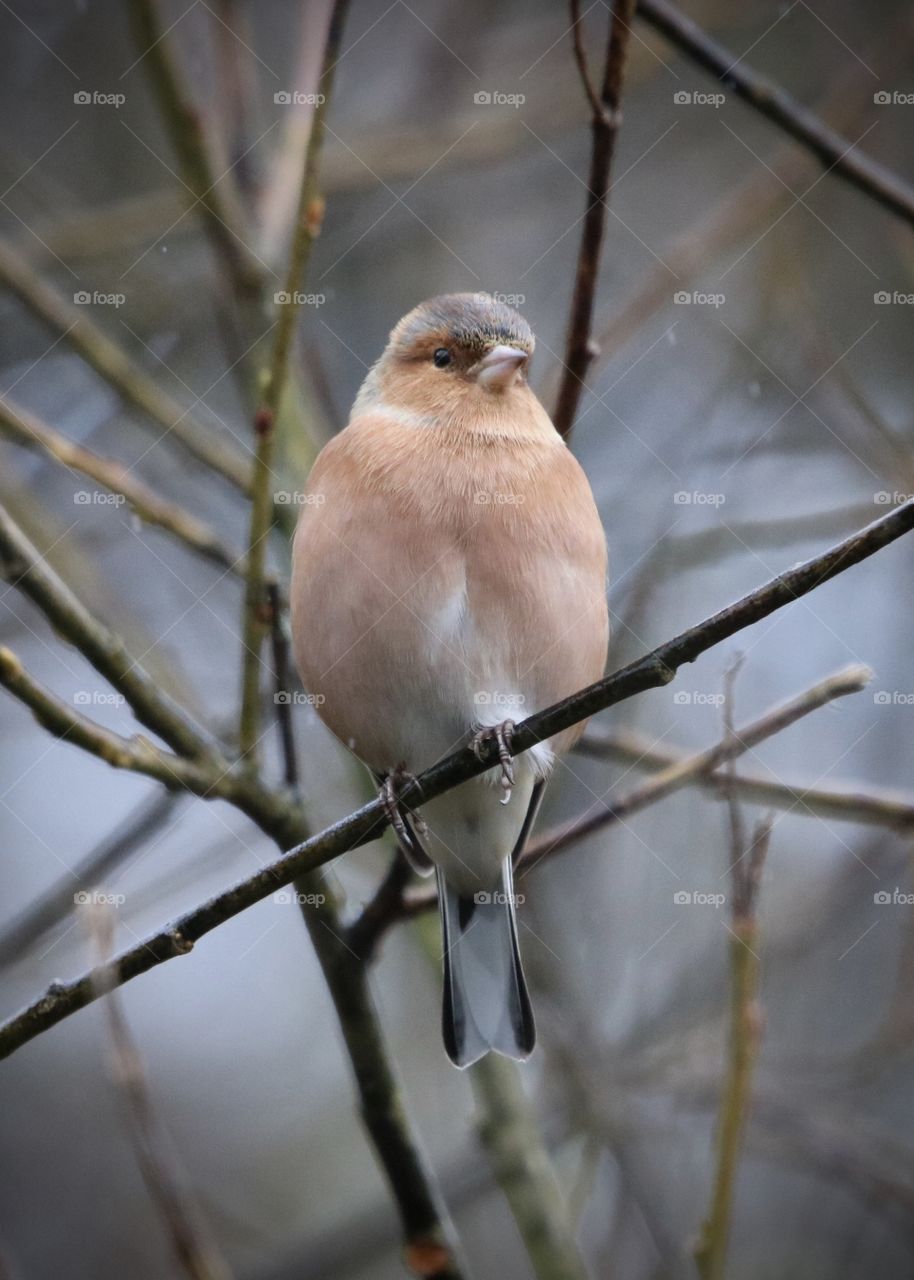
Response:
475,344,528,391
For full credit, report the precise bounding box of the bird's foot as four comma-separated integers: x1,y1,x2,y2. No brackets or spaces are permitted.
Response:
471,720,516,804
379,764,428,838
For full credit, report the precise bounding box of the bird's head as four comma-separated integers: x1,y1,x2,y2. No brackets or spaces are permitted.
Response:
354,293,537,427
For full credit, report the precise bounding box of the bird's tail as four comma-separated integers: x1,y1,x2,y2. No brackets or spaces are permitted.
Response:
438,860,535,1068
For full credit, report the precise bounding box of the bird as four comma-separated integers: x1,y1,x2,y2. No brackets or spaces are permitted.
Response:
290,293,608,1067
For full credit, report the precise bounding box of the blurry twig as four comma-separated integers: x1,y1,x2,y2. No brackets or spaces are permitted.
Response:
576,725,914,831
89,905,232,1280
470,1055,591,1280
637,0,914,228
2,504,914,1053
128,0,263,300
694,810,773,1280
239,0,348,764
553,0,637,440
0,504,220,761
0,396,247,576
0,789,182,969
267,581,299,789
0,237,252,492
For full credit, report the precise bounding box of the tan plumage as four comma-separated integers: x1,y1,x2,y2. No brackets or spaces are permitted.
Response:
291,293,608,1065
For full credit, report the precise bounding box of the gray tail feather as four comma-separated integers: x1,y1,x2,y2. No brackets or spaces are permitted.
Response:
438,861,535,1068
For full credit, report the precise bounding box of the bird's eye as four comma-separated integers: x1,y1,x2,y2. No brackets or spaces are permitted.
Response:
433,348,452,368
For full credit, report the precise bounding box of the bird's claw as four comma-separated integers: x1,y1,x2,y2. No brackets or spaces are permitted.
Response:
471,720,516,803
379,766,427,837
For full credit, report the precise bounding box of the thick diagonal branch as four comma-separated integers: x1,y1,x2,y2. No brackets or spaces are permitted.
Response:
1,501,910,1057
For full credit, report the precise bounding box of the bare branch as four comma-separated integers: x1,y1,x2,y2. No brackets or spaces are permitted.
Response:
637,0,914,228
90,906,233,1280
694,814,773,1279
577,727,914,831
0,504,219,761
0,395,246,576
554,0,637,440
239,0,349,763
0,236,252,492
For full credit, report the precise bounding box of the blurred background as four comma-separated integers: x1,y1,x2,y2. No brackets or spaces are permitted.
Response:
1,1,913,1277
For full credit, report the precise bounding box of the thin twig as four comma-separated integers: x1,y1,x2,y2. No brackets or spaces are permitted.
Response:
0,236,252,492
694,815,773,1280
0,789,183,968
637,0,914,228
0,504,220,761
267,581,298,788
0,395,247,576
89,905,232,1280
238,0,348,764
553,0,637,440
128,0,263,300
576,727,914,831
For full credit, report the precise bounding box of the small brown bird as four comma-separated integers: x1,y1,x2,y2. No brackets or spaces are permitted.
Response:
291,293,608,1066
